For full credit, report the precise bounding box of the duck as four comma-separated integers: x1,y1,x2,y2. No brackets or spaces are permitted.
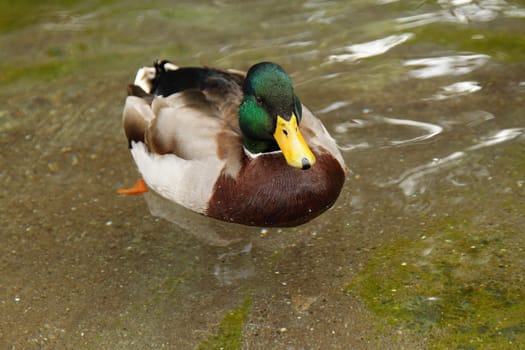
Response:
119,60,346,227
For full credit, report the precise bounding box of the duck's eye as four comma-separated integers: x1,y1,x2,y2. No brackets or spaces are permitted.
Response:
283,129,288,136
255,96,263,105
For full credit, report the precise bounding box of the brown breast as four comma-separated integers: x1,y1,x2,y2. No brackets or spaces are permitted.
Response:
206,151,346,227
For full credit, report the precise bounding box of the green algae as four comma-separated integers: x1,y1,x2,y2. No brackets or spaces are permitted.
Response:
146,276,184,309
0,0,115,33
0,0,72,33
0,60,79,85
0,49,148,87
347,218,525,349
412,24,525,63
197,297,252,350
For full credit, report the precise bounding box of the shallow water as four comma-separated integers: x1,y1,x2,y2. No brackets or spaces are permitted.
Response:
1,0,525,349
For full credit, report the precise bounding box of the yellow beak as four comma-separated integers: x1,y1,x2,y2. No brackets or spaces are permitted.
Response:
273,114,316,169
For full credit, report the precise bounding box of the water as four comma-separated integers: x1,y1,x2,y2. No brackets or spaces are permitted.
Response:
1,0,524,348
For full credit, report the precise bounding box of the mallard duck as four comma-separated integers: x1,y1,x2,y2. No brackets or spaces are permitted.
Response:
119,60,346,227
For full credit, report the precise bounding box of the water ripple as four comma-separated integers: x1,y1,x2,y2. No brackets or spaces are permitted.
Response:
404,54,489,79
441,110,495,128
316,101,351,114
395,151,466,197
377,128,525,196
380,117,444,146
328,33,414,63
336,115,443,150
396,0,525,29
425,81,482,100
466,128,525,151
41,11,96,31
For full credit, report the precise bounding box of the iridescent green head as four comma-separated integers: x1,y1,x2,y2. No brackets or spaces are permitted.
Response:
239,62,315,169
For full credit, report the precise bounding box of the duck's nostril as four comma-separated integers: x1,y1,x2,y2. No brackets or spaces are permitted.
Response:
301,157,311,170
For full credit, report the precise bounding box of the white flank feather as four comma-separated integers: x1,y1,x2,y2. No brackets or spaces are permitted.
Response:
130,141,223,213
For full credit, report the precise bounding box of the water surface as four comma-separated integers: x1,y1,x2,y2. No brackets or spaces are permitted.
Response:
1,1,525,349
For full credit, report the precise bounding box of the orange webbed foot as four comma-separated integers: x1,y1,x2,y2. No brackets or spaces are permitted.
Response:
118,178,148,195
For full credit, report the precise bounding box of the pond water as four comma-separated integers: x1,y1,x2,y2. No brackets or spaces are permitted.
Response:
1,0,525,349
